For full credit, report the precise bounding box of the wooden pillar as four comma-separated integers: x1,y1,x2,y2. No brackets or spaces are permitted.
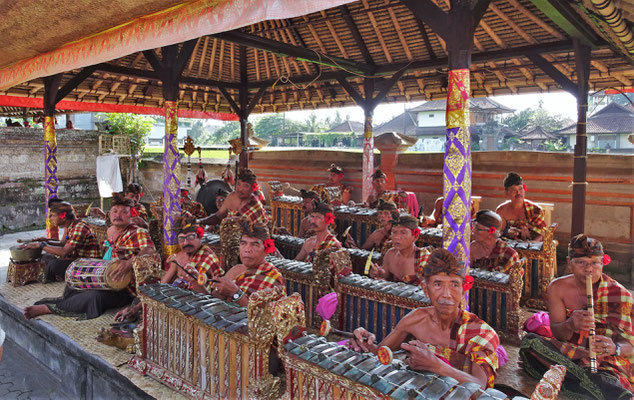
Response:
571,39,590,236
43,75,62,240
239,45,249,169
362,106,374,201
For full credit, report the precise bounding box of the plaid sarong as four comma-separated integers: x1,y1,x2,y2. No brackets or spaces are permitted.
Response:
472,239,520,273
65,219,101,258
425,310,499,388
307,232,341,263
234,262,286,296
111,225,155,261
135,203,149,221
228,195,270,226
167,244,223,291
506,199,547,239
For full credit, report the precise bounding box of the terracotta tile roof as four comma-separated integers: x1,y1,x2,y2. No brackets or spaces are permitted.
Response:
557,103,634,135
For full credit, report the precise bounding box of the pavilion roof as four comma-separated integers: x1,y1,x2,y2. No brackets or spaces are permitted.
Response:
557,102,634,135
1,0,633,118
519,125,558,140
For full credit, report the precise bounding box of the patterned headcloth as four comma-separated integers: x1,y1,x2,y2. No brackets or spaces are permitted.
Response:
240,220,271,242
371,169,387,181
392,214,419,231
111,192,135,208
503,172,523,189
300,189,319,200
125,183,142,195
568,234,604,259
420,248,465,278
237,168,257,185
474,209,502,230
312,202,334,216
328,163,344,175
173,211,199,234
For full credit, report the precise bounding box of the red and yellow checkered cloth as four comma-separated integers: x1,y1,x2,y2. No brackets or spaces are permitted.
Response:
111,225,155,261
472,239,520,274
307,232,341,263
66,219,101,258
234,261,286,296
228,195,270,226
507,199,547,238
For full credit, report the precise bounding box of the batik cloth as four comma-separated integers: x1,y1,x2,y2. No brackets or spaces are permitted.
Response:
307,232,341,263
425,309,499,388
234,262,286,296
472,239,520,274
520,273,633,397
65,219,101,258
506,199,547,239
228,194,270,226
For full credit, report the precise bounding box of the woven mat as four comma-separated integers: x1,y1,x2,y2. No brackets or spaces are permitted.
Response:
0,281,187,400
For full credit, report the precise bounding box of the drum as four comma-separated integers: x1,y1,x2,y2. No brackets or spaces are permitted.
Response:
65,258,131,291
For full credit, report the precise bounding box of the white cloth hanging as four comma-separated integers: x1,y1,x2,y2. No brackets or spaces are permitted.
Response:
96,155,123,197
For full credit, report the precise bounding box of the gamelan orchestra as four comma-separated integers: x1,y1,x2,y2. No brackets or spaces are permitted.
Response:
12,166,633,400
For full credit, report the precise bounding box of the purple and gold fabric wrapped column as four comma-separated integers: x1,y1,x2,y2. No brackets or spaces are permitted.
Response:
442,69,471,275
163,101,182,256
44,116,59,239
362,112,374,201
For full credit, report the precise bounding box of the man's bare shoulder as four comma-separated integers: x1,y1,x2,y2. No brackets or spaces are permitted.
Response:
224,192,241,206
495,200,512,212
398,307,433,326
548,275,575,295
383,247,398,261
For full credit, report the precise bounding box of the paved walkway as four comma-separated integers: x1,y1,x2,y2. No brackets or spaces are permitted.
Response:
0,339,70,399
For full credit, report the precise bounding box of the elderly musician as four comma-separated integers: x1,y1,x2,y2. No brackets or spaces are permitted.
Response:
496,172,546,241
23,199,101,282
520,235,633,399
325,163,351,205
193,222,285,306
351,248,500,389
180,188,207,219
24,194,156,320
91,183,148,227
198,168,269,227
294,202,341,263
369,214,430,285
470,210,520,273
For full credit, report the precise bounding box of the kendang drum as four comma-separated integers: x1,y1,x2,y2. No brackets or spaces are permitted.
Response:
65,258,131,291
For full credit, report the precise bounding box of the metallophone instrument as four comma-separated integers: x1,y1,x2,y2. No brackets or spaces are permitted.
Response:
416,225,557,310
283,333,517,400
270,195,305,237
129,283,299,400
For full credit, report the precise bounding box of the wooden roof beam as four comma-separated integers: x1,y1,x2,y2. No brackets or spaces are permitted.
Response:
212,30,374,75
529,0,601,46
55,65,98,103
525,51,578,96
339,5,375,66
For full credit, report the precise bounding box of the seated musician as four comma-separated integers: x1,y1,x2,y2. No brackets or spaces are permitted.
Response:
180,188,207,219
496,172,546,241
352,248,500,389
91,183,148,227
369,214,430,285
24,193,156,320
23,199,101,282
325,163,351,205
216,188,230,210
366,169,394,208
198,168,269,227
295,202,341,263
195,222,285,306
298,189,319,238
470,210,519,274
361,200,399,251
520,235,633,399
421,196,476,228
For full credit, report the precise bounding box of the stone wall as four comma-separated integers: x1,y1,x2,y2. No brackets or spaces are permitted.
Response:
250,149,634,280
0,127,100,231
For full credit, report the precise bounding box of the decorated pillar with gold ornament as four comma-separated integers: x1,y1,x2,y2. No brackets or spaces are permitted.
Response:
44,116,59,239
442,69,471,272
362,109,374,201
163,101,182,256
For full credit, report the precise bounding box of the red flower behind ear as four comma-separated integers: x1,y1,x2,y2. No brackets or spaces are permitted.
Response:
324,212,336,225
139,192,144,198
182,190,189,197
58,212,67,220
522,183,527,192
462,275,474,291
196,226,205,238
602,254,611,265
338,173,344,179
487,226,497,234
263,238,276,254
251,182,260,192
130,207,139,217
412,228,421,237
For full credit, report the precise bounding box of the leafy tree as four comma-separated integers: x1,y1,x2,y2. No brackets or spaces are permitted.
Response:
501,108,535,132
502,106,571,133
187,120,207,140
203,121,240,144
302,112,327,133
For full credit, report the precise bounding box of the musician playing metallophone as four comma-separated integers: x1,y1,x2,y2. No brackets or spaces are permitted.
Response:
520,235,633,399
91,183,148,227
369,214,430,285
298,189,319,238
24,194,157,320
325,163,351,206
365,169,396,208
350,248,500,389
198,168,269,228
294,202,341,263
496,172,546,242
202,221,285,306
180,188,207,219
362,200,398,251
23,199,101,282
470,210,520,274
